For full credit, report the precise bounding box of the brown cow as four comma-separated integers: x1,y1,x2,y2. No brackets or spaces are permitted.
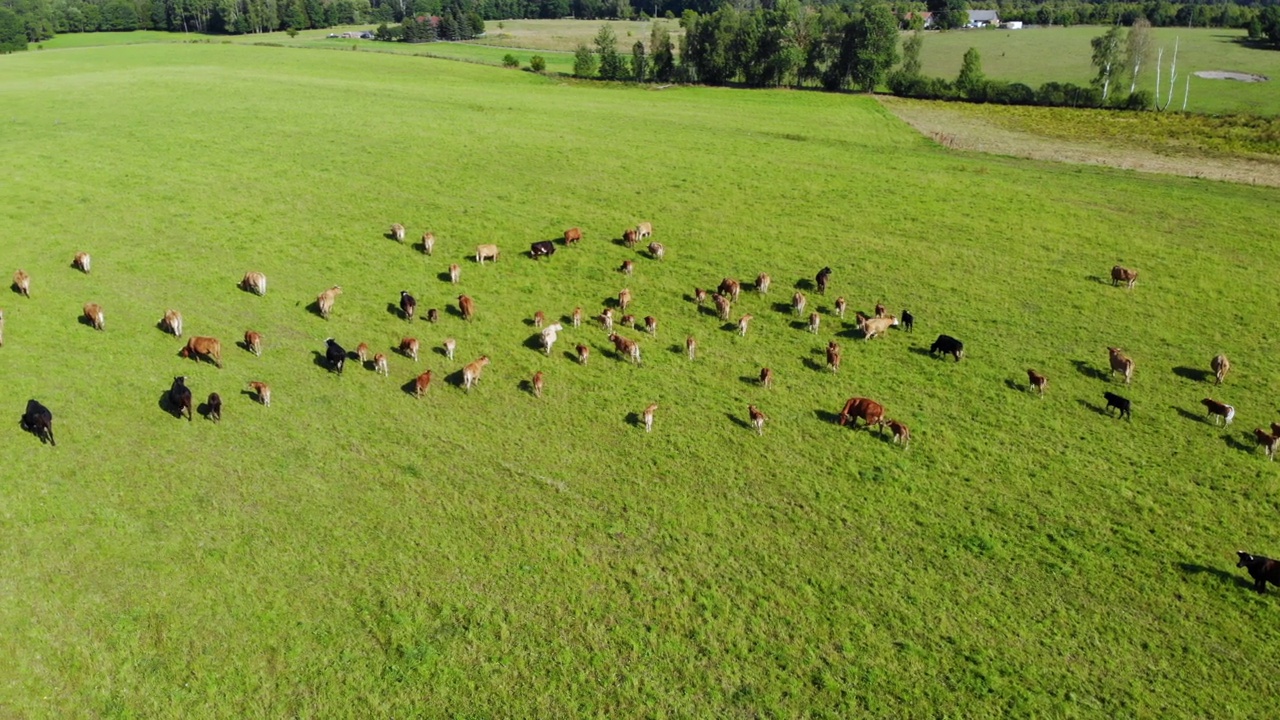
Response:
636,222,653,240
1254,428,1279,461
648,242,665,261
244,330,263,357
83,302,105,331
620,259,634,276
886,419,911,448
694,287,708,307
160,309,183,338
621,313,636,329
834,297,847,319
874,303,886,318
427,308,439,323
838,397,884,430
414,370,433,398
374,353,389,376
686,335,696,360
449,263,461,284
600,308,614,332
1027,369,1048,397
534,310,546,328
421,232,435,255
577,343,590,365
827,341,841,372
714,293,732,321
756,273,771,294
618,288,632,311
643,402,657,432
793,291,806,316
816,267,831,295
808,312,821,334
13,270,29,298
760,367,774,389
458,295,476,321
462,356,490,391
644,316,657,336
564,227,582,245
608,333,641,364
248,380,271,406
718,278,741,303
749,405,767,435
1202,398,1235,426
861,316,898,340
622,229,638,248
400,337,419,361
1212,354,1231,385
356,342,371,363
1108,347,1134,384
572,307,583,328
73,252,91,274
738,313,753,337
391,223,406,242
1111,265,1138,289
475,244,500,264
241,271,267,296
532,371,544,398
316,286,342,319
180,336,223,368
443,338,456,360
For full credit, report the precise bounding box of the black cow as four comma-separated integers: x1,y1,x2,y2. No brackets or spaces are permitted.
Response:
325,338,346,374
169,376,193,422
20,399,55,445
815,266,832,295
930,334,964,361
1103,391,1131,420
902,309,914,333
399,290,416,322
530,241,556,260
207,392,222,422
1237,551,1280,593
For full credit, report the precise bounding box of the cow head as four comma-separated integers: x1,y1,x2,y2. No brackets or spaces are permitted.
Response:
1238,551,1257,567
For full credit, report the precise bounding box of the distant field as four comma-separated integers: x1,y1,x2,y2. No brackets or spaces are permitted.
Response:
470,17,681,52
918,26,1280,115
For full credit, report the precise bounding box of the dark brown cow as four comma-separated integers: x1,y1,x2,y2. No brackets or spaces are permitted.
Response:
169,376,193,421
1027,369,1048,397
760,367,774,389
458,294,475,321
564,227,582,245
874,302,886,318
885,419,910,448
180,336,223,368
622,228,638,248
718,278,741,303
838,397,884,430
1202,398,1235,426
1255,429,1279,460
1237,551,1280,592
621,313,636,329
399,291,417,322
644,316,657,336
608,333,641,364
207,392,222,422
576,343,590,365
427,308,439,323
815,266,832,295
534,310,546,328
1111,265,1138,289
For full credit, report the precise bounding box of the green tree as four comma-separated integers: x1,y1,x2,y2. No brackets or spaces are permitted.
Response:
954,46,985,99
848,0,899,91
503,52,519,67
594,23,627,79
1261,6,1280,47
650,23,674,81
1090,25,1123,101
1125,17,1152,94
926,0,967,30
631,40,648,81
887,27,922,93
529,54,546,71
0,7,27,52
573,41,598,77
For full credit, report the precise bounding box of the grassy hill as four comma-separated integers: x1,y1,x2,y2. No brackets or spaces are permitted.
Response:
2,43,1279,716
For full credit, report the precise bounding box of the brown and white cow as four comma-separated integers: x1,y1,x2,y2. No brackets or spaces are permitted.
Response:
760,367,774,389
462,356,490,391
532,371,544,398
636,222,653,240
644,316,657,336
400,337,420,361
1027,369,1048,397
1111,265,1138,289
618,288,632,311
572,307,583,328
13,270,30,298
316,286,342,319
577,343,590,365
83,302,105,331
808,312,820,334
244,330,263,357
160,309,183,338
834,297,847,319
622,228,638,248
838,397,884,430
421,232,435,255
793,291,806,317
180,336,223,368
73,252,91,274
600,308,614,332
738,313,753,337
648,242,665,261
475,244,500,264
608,333,641,364
374,353,389,376
714,293,732,321
719,278,741,303
826,341,841,372
756,273,771,294
443,338,456,360
861,316,898,340
643,402,657,432
1255,428,1279,461
620,259,634,276
414,370,433,398
449,263,461,284
248,380,271,406
686,335,696,360
241,271,267,296
886,419,911,448
694,287,708,307
357,342,371,363
621,313,637,329
534,310,546,328
391,223,406,242
564,227,582,246
748,405,767,435
1202,398,1236,426
458,294,476,321
1212,354,1231,386
1108,347,1134,384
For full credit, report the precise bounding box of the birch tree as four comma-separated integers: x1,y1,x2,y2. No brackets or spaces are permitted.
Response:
1125,18,1152,95
1090,25,1124,101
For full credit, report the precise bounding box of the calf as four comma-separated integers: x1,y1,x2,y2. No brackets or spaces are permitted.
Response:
1027,369,1048,397
636,222,653,240
449,263,461,284
644,316,657,336
356,342,370,363
608,333,641,365
530,240,556,260
622,229,638,248
244,330,263,357
759,367,774,389
20,399,55,445
83,303,105,331
414,370,433,398
793,291,806,316
1103,391,1131,420
1255,429,1280,460
169,376,193,422
391,223,406,242
475,244,500,264
534,310,546,328
1108,347,1134,384
443,338,456,360
532,371,544,398
886,419,911,448
577,343,590,365
901,309,914,333
815,267,832,295
1212,354,1231,385
620,259,634,275
862,316,898,340
719,278,741,303
874,303,886,318
421,232,435,255
756,273,771,294
808,312,820,334
714,293,732,321
325,338,347,374
686,335,696,360
643,402,657,432
648,242,665,260
1202,398,1235,426
748,405,767,435
207,392,222,422
1111,265,1138,289
834,297,847,319
160,309,183,338
694,287,708,307
462,356,490,391
180,336,223,368
316,286,342,319
427,308,439,323
854,310,870,325
241,271,267,296
248,381,271,406
399,291,417,322
564,227,582,245
399,337,419,361
540,323,563,355
374,353,389,376
618,289,632,311
1237,551,1280,592
600,308,614,332
826,341,841,372
838,397,884,430
458,294,476,321
13,270,29,298
572,307,583,328
73,252,91,274
930,334,964,362
737,313,753,337
622,313,637,327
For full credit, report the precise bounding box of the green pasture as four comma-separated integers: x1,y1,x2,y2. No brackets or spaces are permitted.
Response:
471,17,681,52
2,43,1280,716
919,25,1280,115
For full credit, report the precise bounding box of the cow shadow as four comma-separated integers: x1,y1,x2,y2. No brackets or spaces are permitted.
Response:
384,230,401,241
907,346,933,358
154,319,174,335
413,240,432,254
17,417,52,445
802,357,824,372
311,351,341,373
10,282,25,296
1177,562,1252,589
789,320,810,332
814,409,843,424
1076,398,1109,416
668,344,685,356
794,279,814,291
1224,433,1255,453
237,339,259,354
196,400,215,420
698,305,718,318
1005,379,1027,393
446,304,463,318
625,411,642,428
739,375,760,385
157,391,186,419
445,369,465,388
1174,406,1207,424
305,300,326,318
1173,366,1212,383
76,315,98,329
771,302,793,315
1085,274,1109,285
726,413,753,431
1071,360,1108,381
240,388,262,403
437,271,453,283
523,335,544,352
721,323,737,333
563,350,579,363
433,346,451,358
386,302,406,319
836,325,860,339
518,379,537,396
400,378,421,397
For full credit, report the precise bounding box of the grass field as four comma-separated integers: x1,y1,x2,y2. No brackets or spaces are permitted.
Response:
919,25,1280,116
472,17,680,51
3,42,1280,716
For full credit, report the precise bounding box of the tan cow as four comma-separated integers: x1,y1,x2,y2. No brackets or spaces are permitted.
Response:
572,307,583,328
356,342,371,363
827,341,841,372
714,293,732,321
248,381,271,406
391,223,406,242
73,252,91,274
861,316,898,340
244,330,263,357
648,242,665,260
564,227,582,245
458,295,475,321
443,338,456,360
180,336,223,368
738,313,753,337
760,367,774,389
532,371,544,398
1111,265,1138,289
686,335,696,360
1108,347,1134,384
421,232,435,255
83,302,105,331
400,337,419,361
643,402,657,432
600,308,614,332
874,303,887,318
414,370,433,398
608,333,641,364
886,419,911,448
475,244,500,264
756,273,771,294
374,353,389,376
834,297,847,319
13,270,29,298
694,287,708,307
808,312,821,334
241,271,267,296
316,286,342,319
577,343,590,365
161,309,183,338
636,222,653,240
1027,369,1048,397
792,291,806,316
462,356,490,391
618,288,632,311
449,263,461,284
1212,354,1231,386
749,405,767,436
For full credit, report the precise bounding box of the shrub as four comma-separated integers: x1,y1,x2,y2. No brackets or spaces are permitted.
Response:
573,43,598,78
529,55,546,72
1123,90,1154,111
286,28,299,38
503,53,519,68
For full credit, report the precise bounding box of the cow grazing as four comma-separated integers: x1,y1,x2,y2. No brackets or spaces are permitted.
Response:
834,297,847,319
644,316,657,336
793,291,806,316
414,370,433,398
169,376,193,422
826,341,841,371
886,419,911,448
621,312,636,328
756,273,771,294
1255,429,1280,460
749,405,766,435
694,287,708,307
13,270,29,298
161,309,183,338
1212,354,1231,385
874,303,886,318
443,338,456,360
686,335,696,360
808,312,821,334
564,227,582,245
462,356,490,391
540,323,563,355
838,397,884,430
427,308,439,323
475,244,500,264
531,240,556,260
572,307,583,328
534,310,546,328
622,229,638,248
316,286,342,319
1027,369,1048,396
449,263,461,284
760,367,774,389
374,353,389,376
20,399,55,445
620,259,634,276
400,291,417,322
399,337,419,361
930,334,964,362
83,303,105,331
648,242,665,261
816,267,832,295
356,342,370,363
719,278,741,303
1107,347,1134,384
738,314,753,337
532,371,544,398
600,308,614,332
618,289,632,311
325,338,346,374
576,343,590,365
241,271,267,296
636,222,653,240
1111,265,1138,289
244,330,263,357
248,380,271,406
901,309,914,333
1202,398,1236,426
643,402,657,432
608,333,641,365
1237,551,1280,591
180,336,223,368
459,294,476,321
714,293,732,321
421,232,435,255
1103,391,1131,420
861,316,898,340
207,392,222,422
73,252,91,274
391,223,406,242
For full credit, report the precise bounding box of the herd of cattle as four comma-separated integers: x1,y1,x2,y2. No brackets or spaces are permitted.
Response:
6,228,1279,592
